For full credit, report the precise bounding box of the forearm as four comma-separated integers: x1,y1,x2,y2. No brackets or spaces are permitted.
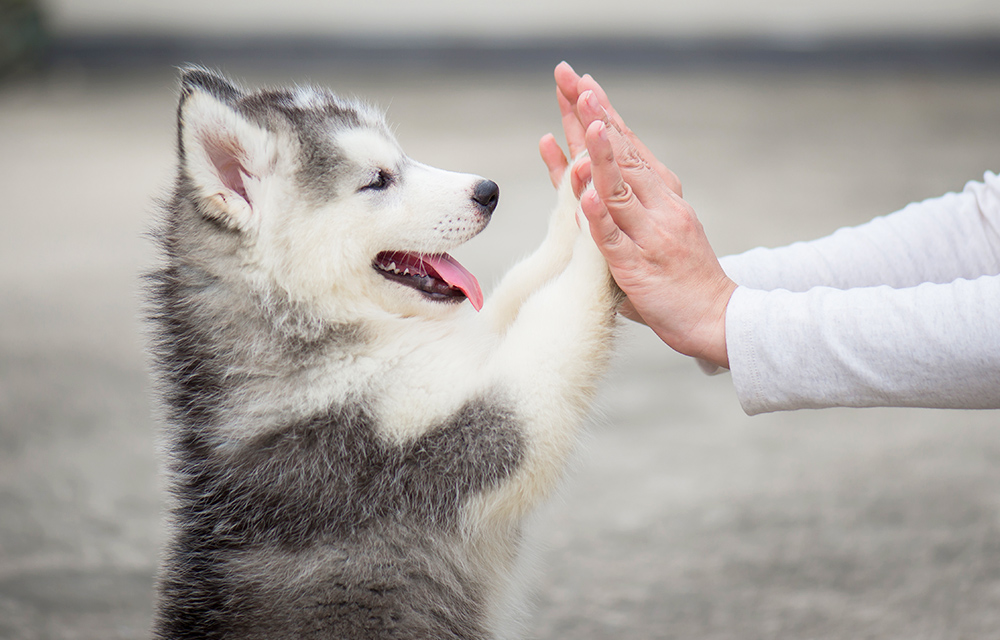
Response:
721,172,1000,292
726,274,1000,415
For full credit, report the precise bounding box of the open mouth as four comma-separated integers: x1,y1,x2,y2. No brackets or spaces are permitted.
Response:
373,251,484,311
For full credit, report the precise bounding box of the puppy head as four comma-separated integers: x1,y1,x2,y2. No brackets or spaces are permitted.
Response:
173,67,497,322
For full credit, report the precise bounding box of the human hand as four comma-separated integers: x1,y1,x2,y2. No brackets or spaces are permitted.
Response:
573,86,736,369
539,62,682,199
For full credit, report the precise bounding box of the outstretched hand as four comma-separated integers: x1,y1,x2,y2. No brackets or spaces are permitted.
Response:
539,62,736,369
539,63,682,199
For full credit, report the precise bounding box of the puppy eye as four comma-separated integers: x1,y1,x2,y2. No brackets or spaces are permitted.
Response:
360,169,392,192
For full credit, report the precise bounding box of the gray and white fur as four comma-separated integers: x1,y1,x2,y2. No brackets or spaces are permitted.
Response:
147,67,621,639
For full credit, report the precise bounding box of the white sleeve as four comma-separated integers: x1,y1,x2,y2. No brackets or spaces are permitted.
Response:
726,276,1000,415
703,172,1000,414
719,172,1000,291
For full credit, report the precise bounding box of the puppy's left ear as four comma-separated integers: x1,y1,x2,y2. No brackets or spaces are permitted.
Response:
177,68,274,233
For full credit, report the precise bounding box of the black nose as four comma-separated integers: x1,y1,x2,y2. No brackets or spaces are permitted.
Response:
472,179,499,216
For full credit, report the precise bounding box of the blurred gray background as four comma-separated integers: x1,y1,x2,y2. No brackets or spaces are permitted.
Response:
2,1,1000,639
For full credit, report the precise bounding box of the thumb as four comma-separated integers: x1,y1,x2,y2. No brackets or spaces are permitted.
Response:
580,188,639,267
539,133,568,188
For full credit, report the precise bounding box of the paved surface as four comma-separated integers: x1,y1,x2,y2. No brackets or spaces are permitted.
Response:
1,63,999,639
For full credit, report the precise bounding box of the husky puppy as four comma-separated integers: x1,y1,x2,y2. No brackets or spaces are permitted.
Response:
148,67,621,639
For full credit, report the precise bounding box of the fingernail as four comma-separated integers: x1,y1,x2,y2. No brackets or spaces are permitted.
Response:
595,120,608,141
583,90,599,111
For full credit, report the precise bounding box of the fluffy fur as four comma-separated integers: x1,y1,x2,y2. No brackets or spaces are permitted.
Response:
147,67,622,639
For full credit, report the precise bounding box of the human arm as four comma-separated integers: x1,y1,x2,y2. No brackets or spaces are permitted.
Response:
573,118,1000,412
727,275,1000,414
720,172,1000,292
540,63,1000,414
720,172,1000,413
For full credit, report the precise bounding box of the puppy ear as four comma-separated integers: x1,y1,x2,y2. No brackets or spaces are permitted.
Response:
177,68,273,233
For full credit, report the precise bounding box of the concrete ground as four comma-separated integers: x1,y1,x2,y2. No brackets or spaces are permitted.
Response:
1,62,999,639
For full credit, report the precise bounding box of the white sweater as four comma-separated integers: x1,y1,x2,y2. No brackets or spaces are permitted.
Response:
710,171,1000,415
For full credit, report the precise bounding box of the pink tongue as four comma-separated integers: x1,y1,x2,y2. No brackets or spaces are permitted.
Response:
423,253,483,311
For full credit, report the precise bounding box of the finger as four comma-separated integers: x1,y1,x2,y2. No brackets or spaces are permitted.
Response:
576,75,683,196
578,74,626,132
554,62,589,157
554,61,583,105
584,120,650,238
580,188,642,267
570,156,591,198
579,92,665,208
556,88,587,158
538,133,568,188
578,74,643,156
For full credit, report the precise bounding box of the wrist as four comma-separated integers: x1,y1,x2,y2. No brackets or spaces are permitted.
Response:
673,277,736,370
706,278,737,369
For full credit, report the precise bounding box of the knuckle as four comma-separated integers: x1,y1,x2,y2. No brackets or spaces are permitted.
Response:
599,226,620,249
605,181,635,207
674,207,703,236
620,145,647,171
